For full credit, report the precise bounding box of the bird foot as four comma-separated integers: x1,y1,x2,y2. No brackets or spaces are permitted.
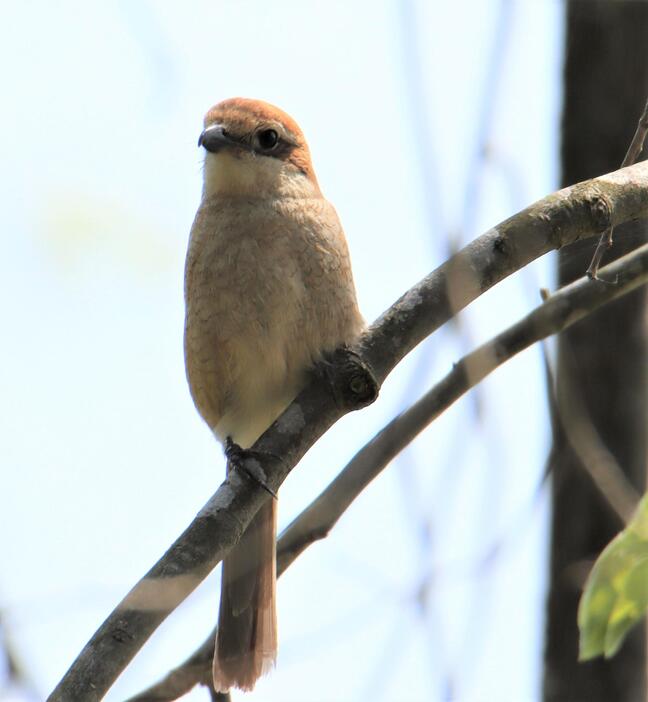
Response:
224,437,278,500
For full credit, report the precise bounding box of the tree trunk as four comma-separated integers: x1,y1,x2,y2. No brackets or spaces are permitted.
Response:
543,2,648,701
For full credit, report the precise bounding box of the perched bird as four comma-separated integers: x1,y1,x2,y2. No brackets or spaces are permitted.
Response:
184,98,364,692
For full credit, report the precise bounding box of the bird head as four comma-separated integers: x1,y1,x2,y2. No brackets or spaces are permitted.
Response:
199,98,320,199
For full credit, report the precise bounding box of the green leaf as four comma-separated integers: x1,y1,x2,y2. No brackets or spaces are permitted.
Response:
578,493,648,661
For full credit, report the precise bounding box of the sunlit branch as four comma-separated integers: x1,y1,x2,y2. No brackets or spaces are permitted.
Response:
48,160,648,702
128,236,648,702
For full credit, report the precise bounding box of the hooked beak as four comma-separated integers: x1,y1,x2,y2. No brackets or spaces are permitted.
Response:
198,124,244,153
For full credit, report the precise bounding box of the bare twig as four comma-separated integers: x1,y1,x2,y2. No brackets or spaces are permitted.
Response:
555,349,640,523
587,96,648,280
128,240,648,702
540,338,637,526
622,98,648,168
48,161,648,702
1,610,35,693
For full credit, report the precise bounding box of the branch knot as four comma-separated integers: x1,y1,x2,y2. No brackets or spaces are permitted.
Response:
320,347,379,411
586,188,613,233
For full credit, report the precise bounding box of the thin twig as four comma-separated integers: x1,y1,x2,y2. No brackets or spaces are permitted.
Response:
554,346,639,524
48,161,648,702
587,96,648,280
0,610,38,696
540,335,637,525
127,242,648,702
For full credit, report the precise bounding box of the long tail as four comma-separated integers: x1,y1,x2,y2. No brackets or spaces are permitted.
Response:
212,498,277,692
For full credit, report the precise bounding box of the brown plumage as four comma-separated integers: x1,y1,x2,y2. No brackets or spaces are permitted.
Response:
184,98,364,692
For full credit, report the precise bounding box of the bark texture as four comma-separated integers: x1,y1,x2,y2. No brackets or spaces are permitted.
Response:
49,158,648,701
544,3,648,701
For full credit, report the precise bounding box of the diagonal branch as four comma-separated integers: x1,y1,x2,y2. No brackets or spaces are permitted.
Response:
48,161,648,702
128,238,648,702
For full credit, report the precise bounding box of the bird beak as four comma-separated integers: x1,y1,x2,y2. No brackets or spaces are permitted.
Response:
198,124,241,153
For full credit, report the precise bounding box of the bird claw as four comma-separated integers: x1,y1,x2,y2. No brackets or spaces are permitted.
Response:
225,437,278,500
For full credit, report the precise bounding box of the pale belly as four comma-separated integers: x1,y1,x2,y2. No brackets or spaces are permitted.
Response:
185,282,317,449
211,334,309,448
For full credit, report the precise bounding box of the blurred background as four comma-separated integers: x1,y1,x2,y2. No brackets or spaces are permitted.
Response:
0,1,604,700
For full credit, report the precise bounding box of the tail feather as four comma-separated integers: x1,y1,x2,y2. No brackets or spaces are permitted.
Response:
213,499,277,692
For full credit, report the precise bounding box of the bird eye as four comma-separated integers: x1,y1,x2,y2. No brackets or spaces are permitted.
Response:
256,128,279,151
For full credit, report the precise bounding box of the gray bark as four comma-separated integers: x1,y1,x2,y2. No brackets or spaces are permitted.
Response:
48,157,648,701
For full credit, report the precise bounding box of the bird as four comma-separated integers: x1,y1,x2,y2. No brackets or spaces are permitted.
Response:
184,97,365,692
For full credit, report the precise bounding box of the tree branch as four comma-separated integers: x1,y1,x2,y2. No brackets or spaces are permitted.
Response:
128,237,648,702
48,161,648,702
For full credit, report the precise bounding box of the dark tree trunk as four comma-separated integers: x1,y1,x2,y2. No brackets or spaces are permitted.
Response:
543,2,648,701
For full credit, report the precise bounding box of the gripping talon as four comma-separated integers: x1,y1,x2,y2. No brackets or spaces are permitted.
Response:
225,437,278,499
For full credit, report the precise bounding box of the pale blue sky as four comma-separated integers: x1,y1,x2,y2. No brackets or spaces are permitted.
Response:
1,2,562,700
